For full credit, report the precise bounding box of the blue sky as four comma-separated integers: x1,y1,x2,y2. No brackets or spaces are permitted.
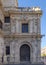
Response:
18,0,46,48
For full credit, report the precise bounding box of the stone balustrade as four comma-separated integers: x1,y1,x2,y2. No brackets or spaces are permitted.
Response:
4,7,42,12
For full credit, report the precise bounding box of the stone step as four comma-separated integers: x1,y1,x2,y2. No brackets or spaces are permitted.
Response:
4,62,44,65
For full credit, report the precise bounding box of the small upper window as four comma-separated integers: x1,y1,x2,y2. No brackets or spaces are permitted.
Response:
4,16,10,23
6,46,10,55
0,20,2,29
22,23,28,33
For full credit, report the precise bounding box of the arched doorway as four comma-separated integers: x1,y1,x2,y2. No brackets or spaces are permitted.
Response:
20,44,30,61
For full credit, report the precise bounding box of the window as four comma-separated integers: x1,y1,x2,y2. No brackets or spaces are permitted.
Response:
6,46,10,55
22,23,28,33
0,20,2,29
5,16,10,23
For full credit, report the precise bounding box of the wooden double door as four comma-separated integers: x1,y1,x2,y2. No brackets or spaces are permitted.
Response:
20,44,30,61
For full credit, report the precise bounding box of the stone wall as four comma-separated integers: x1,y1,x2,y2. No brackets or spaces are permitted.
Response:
0,9,4,23
3,37,41,63
0,5,42,64
2,13,41,63
1,0,18,7
10,14,41,34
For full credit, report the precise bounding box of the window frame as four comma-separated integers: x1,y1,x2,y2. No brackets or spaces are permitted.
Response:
4,16,10,23
22,23,29,33
6,46,10,55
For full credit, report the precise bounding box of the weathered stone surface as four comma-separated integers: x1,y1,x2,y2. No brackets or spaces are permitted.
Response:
0,0,42,64
1,0,18,7
3,23,11,35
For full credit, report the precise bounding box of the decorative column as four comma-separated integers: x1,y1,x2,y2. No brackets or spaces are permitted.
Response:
32,39,37,63
15,40,20,63
10,39,15,62
37,17,41,34
33,18,38,34
11,17,16,34
16,20,21,33
0,37,4,63
36,38,41,63
29,19,33,33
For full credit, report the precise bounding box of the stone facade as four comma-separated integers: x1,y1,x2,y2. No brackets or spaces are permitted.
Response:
0,0,42,64
1,0,18,7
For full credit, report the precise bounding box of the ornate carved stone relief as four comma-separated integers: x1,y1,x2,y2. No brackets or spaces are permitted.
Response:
11,18,16,34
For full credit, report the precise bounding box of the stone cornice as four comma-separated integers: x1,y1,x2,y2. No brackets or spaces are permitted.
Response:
3,7,42,16
4,34,43,38
3,11,42,16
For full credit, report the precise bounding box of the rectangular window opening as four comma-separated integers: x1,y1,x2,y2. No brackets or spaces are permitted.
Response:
22,23,28,33
4,16,10,23
6,46,10,55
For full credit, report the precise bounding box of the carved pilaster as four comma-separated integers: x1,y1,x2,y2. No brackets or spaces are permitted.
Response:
37,17,41,34
11,18,16,34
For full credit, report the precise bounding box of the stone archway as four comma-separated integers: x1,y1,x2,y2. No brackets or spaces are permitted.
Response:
20,44,30,61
